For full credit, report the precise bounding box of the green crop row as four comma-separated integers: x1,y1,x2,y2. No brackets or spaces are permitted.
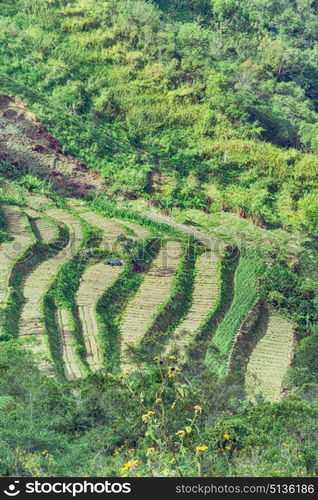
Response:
87,195,188,240
205,248,265,377
186,246,240,375
0,206,9,243
44,214,103,377
135,238,200,363
96,238,162,372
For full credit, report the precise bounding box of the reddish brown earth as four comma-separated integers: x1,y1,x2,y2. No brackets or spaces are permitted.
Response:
0,94,105,197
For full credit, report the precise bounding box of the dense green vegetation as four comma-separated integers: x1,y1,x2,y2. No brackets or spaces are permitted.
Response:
2,0,318,232
0,0,318,478
0,207,8,243
0,342,318,477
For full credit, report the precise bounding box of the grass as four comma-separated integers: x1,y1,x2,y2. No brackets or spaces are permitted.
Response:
227,301,263,374
118,239,185,368
172,207,302,260
87,196,186,239
205,248,265,377
30,215,60,245
47,207,162,375
42,294,65,378
56,308,87,380
76,260,123,372
0,208,35,304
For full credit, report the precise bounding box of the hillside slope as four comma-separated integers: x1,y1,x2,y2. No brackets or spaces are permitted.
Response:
0,94,103,197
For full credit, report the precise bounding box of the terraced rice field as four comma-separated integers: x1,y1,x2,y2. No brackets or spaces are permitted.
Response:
119,239,183,367
74,212,145,371
25,209,59,244
163,250,221,362
0,206,35,305
112,218,151,239
245,314,295,402
56,309,84,380
66,202,152,240
78,211,129,251
76,261,123,371
1,200,296,395
18,210,83,374
140,209,220,250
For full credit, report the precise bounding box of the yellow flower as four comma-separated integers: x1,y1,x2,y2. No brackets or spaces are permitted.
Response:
123,371,130,377
120,462,131,472
196,445,208,452
113,450,119,456
146,447,156,455
41,450,48,455
155,398,162,404
176,430,187,438
168,373,176,379
194,405,202,414
282,443,289,447
168,356,176,360
121,474,128,478
225,446,231,451
224,433,230,440
141,410,155,423
120,461,135,474
133,459,141,466
170,457,176,464
153,356,159,361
